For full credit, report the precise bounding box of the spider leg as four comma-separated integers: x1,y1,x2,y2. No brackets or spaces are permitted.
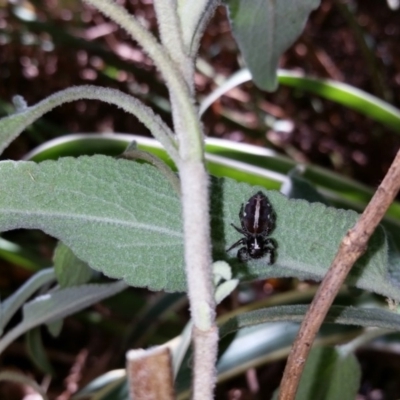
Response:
237,247,250,262
263,238,277,249
231,223,246,235
238,203,245,220
226,237,246,252
262,239,277,264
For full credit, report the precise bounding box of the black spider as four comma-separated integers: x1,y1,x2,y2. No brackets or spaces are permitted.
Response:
227,191,277,263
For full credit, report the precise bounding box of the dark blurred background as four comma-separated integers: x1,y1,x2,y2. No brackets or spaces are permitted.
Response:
1,1,400,399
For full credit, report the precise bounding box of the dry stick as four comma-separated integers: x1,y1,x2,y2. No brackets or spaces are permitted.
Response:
279,148,400,400
126,347,175,400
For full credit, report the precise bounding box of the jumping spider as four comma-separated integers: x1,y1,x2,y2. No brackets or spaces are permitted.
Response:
227,191,277,264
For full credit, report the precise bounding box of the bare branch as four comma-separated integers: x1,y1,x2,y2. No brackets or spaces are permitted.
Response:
279,148,400,399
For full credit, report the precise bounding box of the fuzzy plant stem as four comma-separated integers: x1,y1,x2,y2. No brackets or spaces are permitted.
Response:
153,1,219,395
79,1,219,396
2,86,178,162
82,0,202,156
153,0,193,89
179,160,218,399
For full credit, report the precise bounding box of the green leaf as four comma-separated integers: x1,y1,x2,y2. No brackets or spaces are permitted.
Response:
0,268,55,335
23,133,376,210
0,155,399,299
46,320,63,338
219,305,400,338
219,181,400,301
23,282,127,326
201,68,400,136
53,242,93,288
225,0,320,91
25,133,400,248
26,328,54,375
179,316,361,396
278,70,400,136
33,261,65,341
281,167,330,205
0,237,45,271
295,346,361,400
72,371,127,400
0,281,127,354
0,156,184,291
0,86,177,162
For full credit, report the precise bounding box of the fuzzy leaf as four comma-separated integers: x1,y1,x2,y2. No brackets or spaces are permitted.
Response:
0,156,183,291
22,281,127,327
0,155,399,299
0,268,55,335
218,180,400,301
225,0,320,91
0,281,127,354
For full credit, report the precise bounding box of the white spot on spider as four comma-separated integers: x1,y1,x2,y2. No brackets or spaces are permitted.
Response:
253,196,261,229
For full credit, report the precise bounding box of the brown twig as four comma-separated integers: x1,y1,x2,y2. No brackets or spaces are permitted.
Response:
56,349,88,400
279,148,400,400
126,346,175,400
